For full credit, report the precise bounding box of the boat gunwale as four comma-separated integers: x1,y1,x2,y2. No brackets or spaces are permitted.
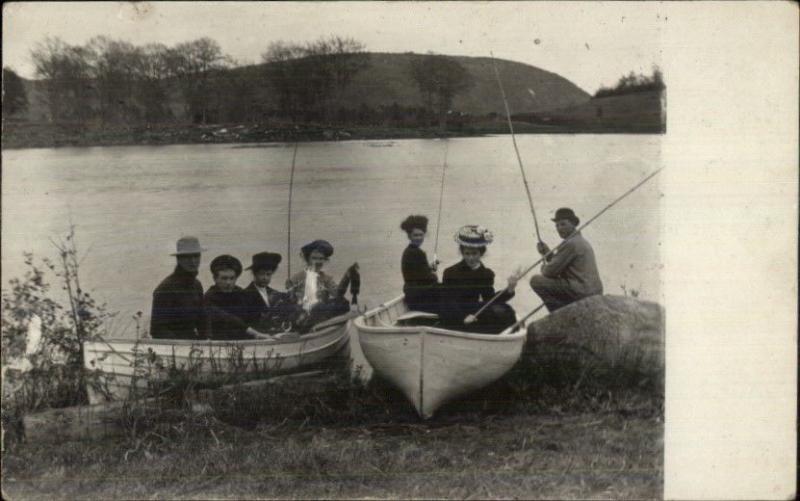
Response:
354,296,527,342
85,321,348,348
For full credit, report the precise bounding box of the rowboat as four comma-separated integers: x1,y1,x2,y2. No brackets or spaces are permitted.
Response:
83,315,351,404
354,296,527,419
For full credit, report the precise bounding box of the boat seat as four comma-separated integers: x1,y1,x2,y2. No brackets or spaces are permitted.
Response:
395,311,441,327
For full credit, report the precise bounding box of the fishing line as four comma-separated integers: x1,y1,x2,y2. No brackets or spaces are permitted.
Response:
472,167,663,319
490,51,543,244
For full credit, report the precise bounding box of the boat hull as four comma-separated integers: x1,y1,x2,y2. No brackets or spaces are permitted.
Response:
355,296,526,418
83,322,350,404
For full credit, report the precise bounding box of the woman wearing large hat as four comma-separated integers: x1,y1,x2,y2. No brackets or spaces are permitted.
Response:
439,225,519,333
285,240,359,332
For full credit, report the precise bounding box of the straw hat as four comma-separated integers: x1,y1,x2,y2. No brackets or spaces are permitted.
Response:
453,225,494,247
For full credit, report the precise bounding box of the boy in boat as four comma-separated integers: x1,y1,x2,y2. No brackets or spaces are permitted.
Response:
242,252,300,334
286,240,358,332
530,207,603,312
400,215,440,314
440,225,519,334
150,236,209,340
204,255,273,340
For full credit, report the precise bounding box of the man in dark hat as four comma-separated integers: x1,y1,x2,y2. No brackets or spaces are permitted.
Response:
204,255,267,340
242,252,297,332
150,236,209,339
530,208,603,312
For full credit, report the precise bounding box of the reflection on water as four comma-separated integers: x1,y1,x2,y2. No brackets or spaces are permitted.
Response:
2,136,661,344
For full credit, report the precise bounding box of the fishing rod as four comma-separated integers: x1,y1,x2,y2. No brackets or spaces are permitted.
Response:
432,139,450,266
471,167,663,320
500,302,548,335
286,141,299,280
490,51,543,244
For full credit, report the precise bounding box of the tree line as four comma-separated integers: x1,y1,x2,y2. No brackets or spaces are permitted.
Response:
594,67,665,98
3,35,475,130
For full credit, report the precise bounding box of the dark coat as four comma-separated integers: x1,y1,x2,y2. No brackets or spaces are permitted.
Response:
242,282,294,329
150,266,207,340
401,244,439,311
440,260,514,325
204,285,253,340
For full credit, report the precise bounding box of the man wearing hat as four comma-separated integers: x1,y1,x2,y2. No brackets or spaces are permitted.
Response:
150,236,208,339
242,252,297,331
530,208,603,312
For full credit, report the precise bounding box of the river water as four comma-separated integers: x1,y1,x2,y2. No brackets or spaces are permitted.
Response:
2,135,661,342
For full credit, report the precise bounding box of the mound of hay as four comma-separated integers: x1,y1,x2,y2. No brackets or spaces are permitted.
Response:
525,295,665,390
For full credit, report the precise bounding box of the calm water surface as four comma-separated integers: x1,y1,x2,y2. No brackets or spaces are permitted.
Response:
2,135,662,341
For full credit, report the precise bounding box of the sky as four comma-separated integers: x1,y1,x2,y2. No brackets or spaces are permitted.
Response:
3,1,664,95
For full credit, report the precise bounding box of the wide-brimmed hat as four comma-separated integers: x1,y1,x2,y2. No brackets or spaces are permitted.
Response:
246,252,282,272
400,215,429,233
454,225,494,247
301,240,334,259
551,208,580,226
171,236,206,256
210,255,243,276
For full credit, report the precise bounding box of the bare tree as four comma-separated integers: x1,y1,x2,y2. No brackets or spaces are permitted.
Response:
2,67,29,118
30,37,95,122
261,36,369,122
409,53,473,130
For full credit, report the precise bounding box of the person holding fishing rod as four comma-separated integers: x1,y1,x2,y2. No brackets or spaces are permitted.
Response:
530,207,603,312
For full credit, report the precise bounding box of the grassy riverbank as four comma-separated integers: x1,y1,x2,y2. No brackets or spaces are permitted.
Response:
1,119,660,150
3,360,663,499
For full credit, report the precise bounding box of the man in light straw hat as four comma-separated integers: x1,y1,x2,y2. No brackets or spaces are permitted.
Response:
530,208,603,312
150,236,208,339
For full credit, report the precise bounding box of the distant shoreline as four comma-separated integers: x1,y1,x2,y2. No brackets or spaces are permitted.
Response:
1,120,664,151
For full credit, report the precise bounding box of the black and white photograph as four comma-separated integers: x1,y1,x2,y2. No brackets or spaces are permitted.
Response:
1,2,796,500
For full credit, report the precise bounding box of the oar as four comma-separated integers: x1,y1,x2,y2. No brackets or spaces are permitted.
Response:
500,303,547,335
310,311,361,331
472,167,663,320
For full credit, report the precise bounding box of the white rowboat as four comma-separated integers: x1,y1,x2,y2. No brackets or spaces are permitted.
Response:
354,296,527,419
83,319,350,404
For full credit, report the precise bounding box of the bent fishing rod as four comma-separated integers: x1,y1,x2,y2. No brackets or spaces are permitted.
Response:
490,52,543,244
472,167,663,319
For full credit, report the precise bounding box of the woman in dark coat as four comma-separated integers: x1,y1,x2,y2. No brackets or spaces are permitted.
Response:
440,225,519,334
400,215,440,313
204,255,270,340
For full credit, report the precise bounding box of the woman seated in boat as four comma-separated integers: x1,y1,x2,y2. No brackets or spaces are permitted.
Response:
242,252,303,335
204,255,274,340
286,239,359,332
439,225,519,334
400,215,440,314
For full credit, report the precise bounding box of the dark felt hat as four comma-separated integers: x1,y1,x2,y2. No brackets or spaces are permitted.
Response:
551,208,580,226
210,255,243,277
301,239,334,259
246,252,282,272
